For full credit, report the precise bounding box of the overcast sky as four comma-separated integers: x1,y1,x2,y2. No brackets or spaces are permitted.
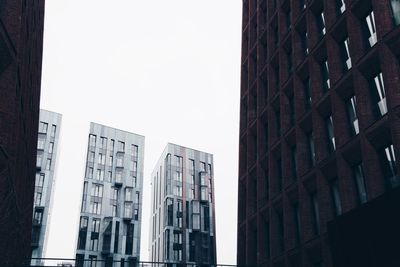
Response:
41,1,242,264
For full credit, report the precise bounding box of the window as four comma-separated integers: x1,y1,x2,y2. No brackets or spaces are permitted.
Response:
353,164,368,204
336,0,346,14
33,210,43,225
340,37,352,71
111,188,119,200
135,192,140,203
87,167,93,179
88,151,95,162
89,134,96,147
34,192,42,206
109,139,115,151
166,198,174,226
380,144,399,188
37,137,45,150
116,155,123,167
78,217,88,250
346,96,359,136
90,219,100,251
207,163,212,175
91,184,103,197
51,125,56,137
132,161,137,173
200,161,206,172
124,202,133,218
107,171,112,182
118,141,125,152
48,142,54,154
98,153,105,165
100,137,107,148
36,154,42,167
96,169,104,181
301,30,308,57
330,178,342,216
304,77,311,110
316,9,326,38
391,0,400,25
310,192,320,235
90,202,102,215
134,208,139,220
39,122,48,134
35,173,45,187
326,115,336,152
177,200,183,228
46,159,51,170
364,10,377,46
89,255,97,267
369,72,387,117
125,187,133,201
131,144,138,157
125,223,134,254
321,59,330,91
307,132,316,167
115,170,122,183
108,155,113,167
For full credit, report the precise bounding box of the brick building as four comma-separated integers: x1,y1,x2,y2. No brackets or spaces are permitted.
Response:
237,0,400,266
0,1,45,266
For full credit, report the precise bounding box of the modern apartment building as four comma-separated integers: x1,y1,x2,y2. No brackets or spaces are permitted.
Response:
0,1,45,266
150,143,217,266
31,110,62,265
237,0,400,266
76,123,145,267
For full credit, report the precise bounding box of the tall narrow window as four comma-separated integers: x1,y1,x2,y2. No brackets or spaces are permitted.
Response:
37,137,45,150
100,137,107,148
353,164,368,204
88,151,95,162
46,159,52,170
304,77,311,110
340,37,352,71
391,0,400,25
51,125,56,137
36,154,42,167
369,72,387,117
363,10,377,46
310,192,320,235
316,9,326,38
89,134,96,147
330,178,342,216
301,30,308,57
346,96,359,136
131,144,138,158
321,59,330,91
325,115,336,152
380,144,399,188
39,122,48,134
336,0,346,14
307,131,316,167
118,141,125,152
48,142,54,154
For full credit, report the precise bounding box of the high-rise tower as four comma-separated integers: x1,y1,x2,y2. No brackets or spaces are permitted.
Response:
0,1,45,266
75,123,145,267
150,143,217,266
31,109,62,265
237,0,400,266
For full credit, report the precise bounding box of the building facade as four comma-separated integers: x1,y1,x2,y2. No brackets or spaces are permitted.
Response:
32,109,62,265
75,123,145,267
0,1,45,266
150,143,217,266
237,0,400,266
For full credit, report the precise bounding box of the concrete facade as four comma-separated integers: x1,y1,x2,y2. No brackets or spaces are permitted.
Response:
31,109,62,265
75,123,145,267
150,143,217,266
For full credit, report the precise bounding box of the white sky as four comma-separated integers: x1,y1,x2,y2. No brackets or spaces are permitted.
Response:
41,1,242,264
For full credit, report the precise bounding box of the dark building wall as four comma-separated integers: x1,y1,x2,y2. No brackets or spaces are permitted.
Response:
237,0,400,266
0,1,45,266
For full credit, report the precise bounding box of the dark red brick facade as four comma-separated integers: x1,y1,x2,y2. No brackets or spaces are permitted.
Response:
0,1,45,266
237,0,400,266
